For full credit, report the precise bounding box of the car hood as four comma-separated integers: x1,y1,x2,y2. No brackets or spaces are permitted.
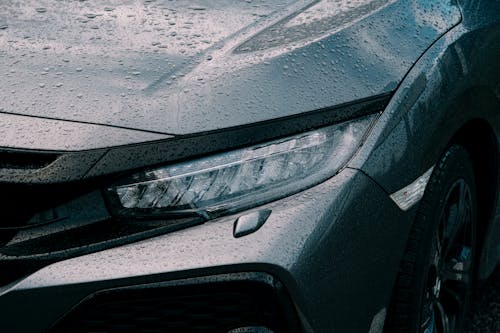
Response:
0,0,461,146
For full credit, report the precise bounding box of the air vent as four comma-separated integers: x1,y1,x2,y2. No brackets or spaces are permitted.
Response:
0,150,59,170
49,281,296,333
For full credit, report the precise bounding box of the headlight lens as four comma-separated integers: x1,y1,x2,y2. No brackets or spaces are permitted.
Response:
106,115,376,219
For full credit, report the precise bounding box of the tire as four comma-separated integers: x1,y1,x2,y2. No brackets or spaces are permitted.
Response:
385,145,477,333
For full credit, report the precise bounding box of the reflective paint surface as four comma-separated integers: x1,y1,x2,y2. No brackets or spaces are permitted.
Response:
1,0,460,147
0,1,499,332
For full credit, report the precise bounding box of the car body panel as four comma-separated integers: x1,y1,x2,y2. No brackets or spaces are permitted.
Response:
0,113,170,151
1,0,460,141
348,0,500,278
0,168,412,333
1,1,499,332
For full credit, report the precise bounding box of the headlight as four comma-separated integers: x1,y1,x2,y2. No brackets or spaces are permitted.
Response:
105,115,377,219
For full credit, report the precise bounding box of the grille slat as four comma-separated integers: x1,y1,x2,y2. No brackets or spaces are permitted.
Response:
50,281,293,333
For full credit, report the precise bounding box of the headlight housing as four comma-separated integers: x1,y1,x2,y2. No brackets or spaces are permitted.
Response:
105,115,377,219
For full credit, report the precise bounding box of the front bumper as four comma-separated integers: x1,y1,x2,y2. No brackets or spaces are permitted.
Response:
0,168,415,333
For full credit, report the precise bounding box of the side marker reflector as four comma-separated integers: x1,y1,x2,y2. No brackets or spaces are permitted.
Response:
390,166,434,211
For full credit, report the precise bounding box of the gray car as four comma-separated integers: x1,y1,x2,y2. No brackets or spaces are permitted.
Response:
0,0,499,332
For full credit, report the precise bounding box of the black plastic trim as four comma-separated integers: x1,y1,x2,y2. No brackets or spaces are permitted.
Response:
0,149,59,170
48,272,302,333
86,92,392,181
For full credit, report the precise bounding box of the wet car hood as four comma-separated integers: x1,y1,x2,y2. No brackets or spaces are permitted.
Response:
0,0,461,147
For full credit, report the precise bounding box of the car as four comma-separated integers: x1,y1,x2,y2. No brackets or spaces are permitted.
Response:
0,0,499,332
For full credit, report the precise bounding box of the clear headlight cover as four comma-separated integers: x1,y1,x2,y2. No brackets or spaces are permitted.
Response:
106,115,376,219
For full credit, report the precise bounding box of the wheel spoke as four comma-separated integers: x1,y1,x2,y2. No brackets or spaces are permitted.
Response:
440,284,463,306
457,183,472,247
441,246,473,283
440,181,472,265
421,308,434,333
439,206,456,260
435,300,451,333
457,181,470,225
421,296,437,333
431,179,474,333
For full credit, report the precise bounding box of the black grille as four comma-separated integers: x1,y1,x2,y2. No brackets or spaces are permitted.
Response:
50,281,297,333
